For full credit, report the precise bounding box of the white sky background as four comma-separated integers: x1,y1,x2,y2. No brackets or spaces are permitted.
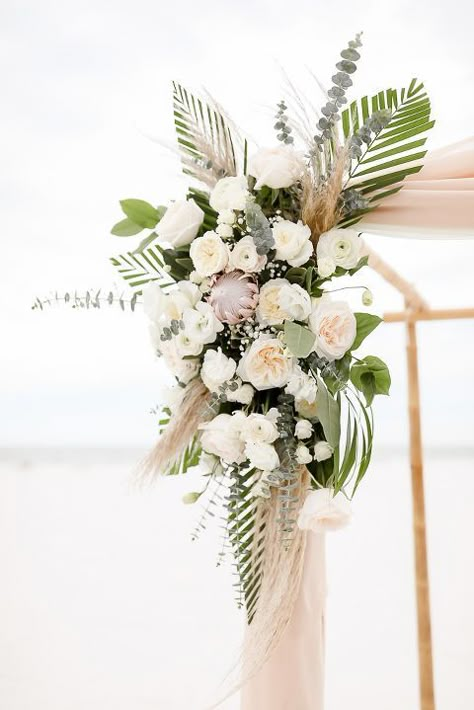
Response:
1,0,474,448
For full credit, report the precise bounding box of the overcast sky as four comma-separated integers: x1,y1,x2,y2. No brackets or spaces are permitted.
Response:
1,0,473,448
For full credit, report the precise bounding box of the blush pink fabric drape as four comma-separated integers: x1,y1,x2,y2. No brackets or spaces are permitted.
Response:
358,137,474,238
240,532,326,710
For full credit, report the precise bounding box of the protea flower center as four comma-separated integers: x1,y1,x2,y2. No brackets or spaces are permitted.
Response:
208,270,259,324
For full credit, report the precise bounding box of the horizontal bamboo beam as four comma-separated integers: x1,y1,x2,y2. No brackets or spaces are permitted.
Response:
383,307,474,323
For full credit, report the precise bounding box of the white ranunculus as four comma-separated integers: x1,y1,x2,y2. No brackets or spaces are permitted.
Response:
237,334,295,391
295,419,313,440
317,256,336,279
256,279,290,325
229,235,267,273
240,413,279,444
226,379,255,405
199,413,247,465
209,176,249,212
143,281,201,323
273,220,313,267
156,199,204,247
297,488,352,532
313,441,334,462
183,301,224,345
278,282,312,321
245,441,280,471
189,231,229,277
317,228,361,270
200,348,237,392
248,145,305,189
309,298,357,361
285,365,317,403
295,444,312,465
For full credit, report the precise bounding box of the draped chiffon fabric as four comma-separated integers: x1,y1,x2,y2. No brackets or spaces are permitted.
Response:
358,137,474,239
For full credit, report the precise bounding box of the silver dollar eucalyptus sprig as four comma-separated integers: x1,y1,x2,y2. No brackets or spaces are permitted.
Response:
274,100,294,145
348,109,392,159
312,32,364,153
245,200,275,255
32,289,139,312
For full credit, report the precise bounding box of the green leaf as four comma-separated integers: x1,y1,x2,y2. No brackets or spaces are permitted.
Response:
352,313,382,350
120,199,160,229
350,355,391,405
111,217,144,237
283,321,315,358
315,378,340,449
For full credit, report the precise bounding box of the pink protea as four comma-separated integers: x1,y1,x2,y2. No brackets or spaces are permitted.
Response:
207,270,259,324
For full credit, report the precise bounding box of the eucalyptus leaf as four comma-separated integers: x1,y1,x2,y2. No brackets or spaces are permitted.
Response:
283,321,315,358
315,378,340,449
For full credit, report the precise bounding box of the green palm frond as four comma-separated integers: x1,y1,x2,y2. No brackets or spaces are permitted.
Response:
110,245,173,293
340,79,435,226
227,466,266,623
173,81,240,187
332,388,373,495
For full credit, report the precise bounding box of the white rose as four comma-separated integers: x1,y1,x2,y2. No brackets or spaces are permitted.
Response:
240,413,279,444
317,256,336,279
189,231,229,277
183,301,224,345
237,334,295,391
309,298,356,361
226,379,255,405
273,220,313,267
249,145,305,189
245,441,280,471
313,441,334,462
295,419,313,440
295,444,312,465
297,488,352,532
200,348,237,392
278,282,311,321
285,365,317,403
256,279,290,325
317,228,361,270
209,176,249,212
229,235,267,273
156,199,204,248
199,412,247,464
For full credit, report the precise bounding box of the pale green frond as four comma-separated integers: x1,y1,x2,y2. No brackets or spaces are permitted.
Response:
110,246,173,293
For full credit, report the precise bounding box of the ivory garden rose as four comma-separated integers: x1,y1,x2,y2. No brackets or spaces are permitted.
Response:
156,199,204,247
190,231,229,277
237,335,295,390
309,298,357,361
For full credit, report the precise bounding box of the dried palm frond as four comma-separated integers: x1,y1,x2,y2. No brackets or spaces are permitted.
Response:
138,378,211,483
173,82,240,188
301,145,348,245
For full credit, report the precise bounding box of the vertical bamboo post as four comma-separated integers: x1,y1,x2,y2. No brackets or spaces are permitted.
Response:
405,303,435,710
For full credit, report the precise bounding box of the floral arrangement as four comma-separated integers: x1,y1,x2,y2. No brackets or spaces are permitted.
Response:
36,33,434,683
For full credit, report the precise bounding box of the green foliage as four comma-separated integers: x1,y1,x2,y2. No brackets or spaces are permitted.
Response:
111,217,144,237
352,312,382,350
119,199,161,229
340,79,434,226
110,246,173,292
350,355,391,406
283,320,315,358
187,188,218,231
332,388,374,494
315,378,341,449
227,466,266,622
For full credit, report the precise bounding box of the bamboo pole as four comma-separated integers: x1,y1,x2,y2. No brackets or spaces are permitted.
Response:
405,303,435,710
384,307,474,323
